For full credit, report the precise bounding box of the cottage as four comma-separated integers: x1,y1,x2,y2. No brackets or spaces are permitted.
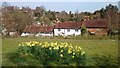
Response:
21,25,38,36
54,22,82,36
35,26,54,37
7,28,18,36
21,19,109,37
21,25,54,37
82,19,109,35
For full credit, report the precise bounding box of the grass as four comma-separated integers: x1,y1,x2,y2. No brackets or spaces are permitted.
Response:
2,37,119,66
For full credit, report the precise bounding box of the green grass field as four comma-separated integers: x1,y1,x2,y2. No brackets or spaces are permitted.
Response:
2,37,119,66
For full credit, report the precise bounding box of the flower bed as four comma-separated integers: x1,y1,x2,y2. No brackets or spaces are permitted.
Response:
17,41,86,66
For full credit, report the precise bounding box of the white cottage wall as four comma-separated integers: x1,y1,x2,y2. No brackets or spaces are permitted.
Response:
54,29,81,36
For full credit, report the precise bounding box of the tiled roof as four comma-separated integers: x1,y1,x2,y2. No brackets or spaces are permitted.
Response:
23,25,54,33
23,19,109,33
54,22,82,29
82,19,109,28
39,26,53,33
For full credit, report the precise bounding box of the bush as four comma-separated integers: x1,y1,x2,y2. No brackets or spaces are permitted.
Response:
17,41,86,66
81,27,87,36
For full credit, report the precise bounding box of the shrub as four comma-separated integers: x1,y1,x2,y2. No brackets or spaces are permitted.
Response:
81,27,87,36
17,41,86,66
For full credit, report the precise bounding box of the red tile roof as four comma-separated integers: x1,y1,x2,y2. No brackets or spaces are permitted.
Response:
54,22,82,29
23,19,109,33
23,25,54,33
82,19,109,28
39,26,53,33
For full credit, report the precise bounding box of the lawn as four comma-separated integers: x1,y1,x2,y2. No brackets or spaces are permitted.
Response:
2,37,119,66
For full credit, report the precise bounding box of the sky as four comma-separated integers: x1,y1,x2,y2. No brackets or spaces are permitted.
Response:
0,0,120,2
0,1,119,13
7,2,118,13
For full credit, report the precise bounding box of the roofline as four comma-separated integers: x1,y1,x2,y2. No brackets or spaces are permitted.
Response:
53,27,81,29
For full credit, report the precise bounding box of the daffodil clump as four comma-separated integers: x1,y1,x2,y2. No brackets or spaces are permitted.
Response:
17,41,86,66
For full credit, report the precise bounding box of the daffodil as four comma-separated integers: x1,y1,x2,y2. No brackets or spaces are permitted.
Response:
26,42,31,46
54,42,58,45
79,47,81,50
39,42,42,45
19,44,21,46
49,47,52,50
64,45,68,48
60,45,64,48
35,41,39,44
72,55,75,58
60,50,63,52
42,45,45,48
78,49,80,52
73,52,75,55
22,45,24,46
31,43,35,46
53,46,59,50
60,54,63,57
68,50,72,54
29,45,32,47
44,42,48,45
81,51,85,55
50,42,54,46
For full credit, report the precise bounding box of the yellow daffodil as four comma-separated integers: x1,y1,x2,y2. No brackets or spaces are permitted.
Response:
18,44,21,46
22,45,24,46
73,52,75,55
50,43,54,46
60,50,63,52
49,47,52,50
35,41,39,44
79,47,81,50
42,45,45,48
44,42,48,45
64,45,68,48
26,42,31,46
60,54,63,57
72,55,75,58
29,45,32,47
60,45,64,48
68,50,72,54
81,51,85,55
53,46,59,50
31,43,35,46
54,42,57,45
39,42,42,45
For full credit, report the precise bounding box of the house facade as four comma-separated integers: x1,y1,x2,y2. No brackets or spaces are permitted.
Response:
82,19,109,35
35,26,53,37
21,19,109,37
54,22,82,36
21,24,54,37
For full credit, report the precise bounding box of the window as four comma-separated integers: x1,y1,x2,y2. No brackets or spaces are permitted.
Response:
58,29,61,31
67,29,70,32
75,29,79,32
